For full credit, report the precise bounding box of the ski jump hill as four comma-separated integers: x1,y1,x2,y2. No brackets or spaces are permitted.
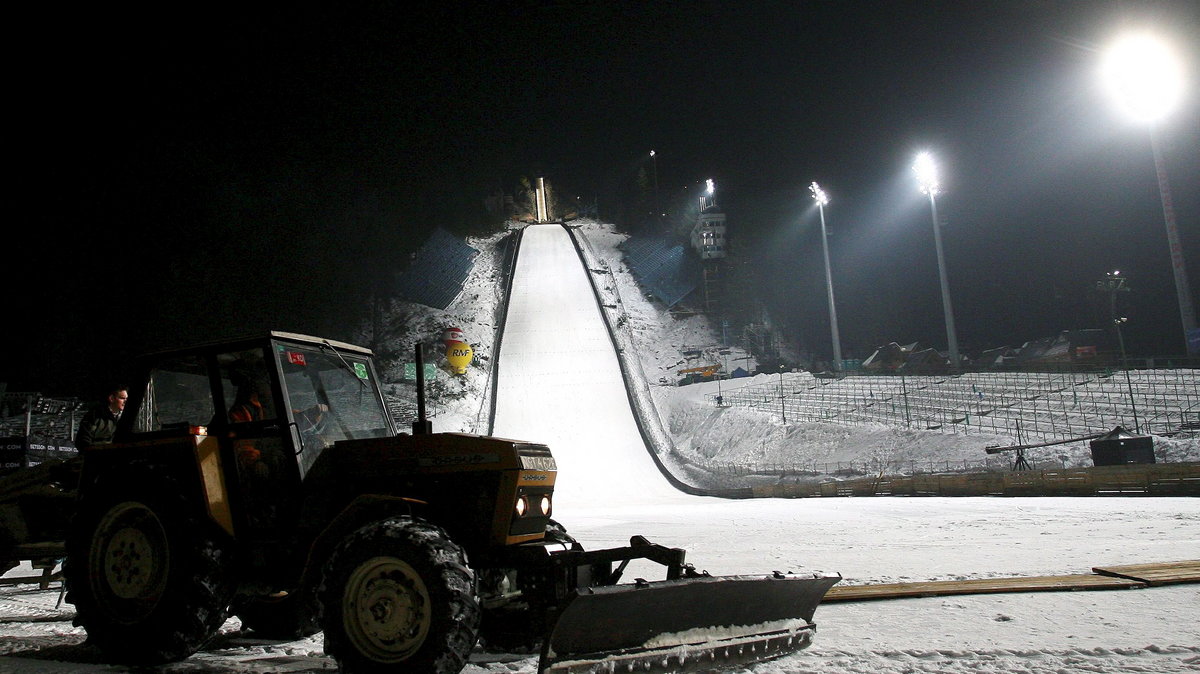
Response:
489,223,739,509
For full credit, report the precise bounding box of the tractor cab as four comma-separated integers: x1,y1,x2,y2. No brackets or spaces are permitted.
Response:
119,332,393,468
92,332,395,578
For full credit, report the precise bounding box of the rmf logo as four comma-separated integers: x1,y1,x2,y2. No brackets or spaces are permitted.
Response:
446,342,474,375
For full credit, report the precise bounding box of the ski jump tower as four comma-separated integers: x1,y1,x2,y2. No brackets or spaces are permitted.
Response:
690,179,726,314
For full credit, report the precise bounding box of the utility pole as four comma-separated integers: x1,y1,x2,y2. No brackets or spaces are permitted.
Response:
1098,271,1140,433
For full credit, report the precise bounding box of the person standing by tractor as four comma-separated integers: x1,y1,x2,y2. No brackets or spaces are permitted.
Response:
74,387,128,450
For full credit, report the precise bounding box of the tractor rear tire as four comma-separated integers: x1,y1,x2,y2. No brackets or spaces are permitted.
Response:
63,472,236,664
318,516,479,674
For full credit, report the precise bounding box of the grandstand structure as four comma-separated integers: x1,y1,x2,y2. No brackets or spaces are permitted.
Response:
712,368,1199,445
0,393,85,440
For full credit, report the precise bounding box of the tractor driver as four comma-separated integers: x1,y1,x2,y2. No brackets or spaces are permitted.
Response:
228,370,329,456
227,373,278,476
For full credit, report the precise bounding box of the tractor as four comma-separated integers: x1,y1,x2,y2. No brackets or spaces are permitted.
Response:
55,331,836,673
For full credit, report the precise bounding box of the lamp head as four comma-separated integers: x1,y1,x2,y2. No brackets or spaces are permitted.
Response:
1101,31,1185,124
810,181,829,206
913,152,940,196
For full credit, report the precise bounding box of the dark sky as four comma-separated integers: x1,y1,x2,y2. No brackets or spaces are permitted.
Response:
9,1,1200,397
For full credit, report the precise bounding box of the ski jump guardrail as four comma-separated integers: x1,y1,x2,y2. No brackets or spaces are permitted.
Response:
485,227,524,437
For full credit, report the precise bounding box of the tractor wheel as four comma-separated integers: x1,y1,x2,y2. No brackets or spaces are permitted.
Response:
63,472,236,664
234,590,320,640
318,516,479,674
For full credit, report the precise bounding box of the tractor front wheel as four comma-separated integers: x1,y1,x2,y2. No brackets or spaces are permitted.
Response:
318,517,479,674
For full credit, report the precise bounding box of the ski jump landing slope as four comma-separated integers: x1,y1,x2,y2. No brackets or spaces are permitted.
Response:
491,224,689,510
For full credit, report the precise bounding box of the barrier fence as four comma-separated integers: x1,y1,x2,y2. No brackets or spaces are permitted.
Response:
711,367,1199,445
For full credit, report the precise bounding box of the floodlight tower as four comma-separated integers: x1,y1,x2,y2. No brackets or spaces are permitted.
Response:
1098,270,1140,432
914,152,961,371
1101,31,1197,355
810,181,843,372
699,178,717,211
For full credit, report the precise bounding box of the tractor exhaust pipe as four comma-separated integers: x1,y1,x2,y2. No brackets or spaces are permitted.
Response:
412,344,433,435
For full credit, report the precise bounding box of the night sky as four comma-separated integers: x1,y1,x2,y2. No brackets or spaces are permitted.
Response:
10,1,1200,399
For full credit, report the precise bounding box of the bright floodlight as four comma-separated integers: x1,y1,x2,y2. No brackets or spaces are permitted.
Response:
1101,32,1185,123
810,181,829,206
913,152,939,196
650,150,655,157
706,179,715,195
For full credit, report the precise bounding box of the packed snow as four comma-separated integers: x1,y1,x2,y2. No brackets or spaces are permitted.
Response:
492,224,686,508
2,220,1197,673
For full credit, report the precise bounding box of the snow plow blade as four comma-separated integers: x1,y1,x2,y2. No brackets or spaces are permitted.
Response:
539,573,840,673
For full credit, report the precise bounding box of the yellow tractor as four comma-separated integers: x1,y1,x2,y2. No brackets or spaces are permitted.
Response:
60,332,837,673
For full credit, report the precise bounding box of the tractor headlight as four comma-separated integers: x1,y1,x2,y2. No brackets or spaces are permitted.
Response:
515,496,528,517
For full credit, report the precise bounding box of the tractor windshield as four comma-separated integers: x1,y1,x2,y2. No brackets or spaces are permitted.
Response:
274,343,392,455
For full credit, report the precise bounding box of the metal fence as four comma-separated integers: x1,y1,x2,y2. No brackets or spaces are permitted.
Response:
711,367,1199,444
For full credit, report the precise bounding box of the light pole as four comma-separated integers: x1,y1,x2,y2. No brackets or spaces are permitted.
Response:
810,181,843,372
913,152,961,370
1098,270,1140,432
1101,31,1197,355
649,150,659,221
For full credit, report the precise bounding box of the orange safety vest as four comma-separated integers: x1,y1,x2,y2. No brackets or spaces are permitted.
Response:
230,395,267,423
230,395,267,465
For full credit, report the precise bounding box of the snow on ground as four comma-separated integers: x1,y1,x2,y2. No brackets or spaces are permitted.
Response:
2,220,1198,673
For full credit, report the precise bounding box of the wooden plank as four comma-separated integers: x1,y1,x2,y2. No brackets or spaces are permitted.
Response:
0,567,61,590
1093,560,1200,586
822,574,1145,603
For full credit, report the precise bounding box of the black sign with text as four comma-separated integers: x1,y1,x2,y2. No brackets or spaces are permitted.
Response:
0,435,77,475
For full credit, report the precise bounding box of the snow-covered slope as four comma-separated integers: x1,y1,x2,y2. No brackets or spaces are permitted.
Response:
491,224,686,508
